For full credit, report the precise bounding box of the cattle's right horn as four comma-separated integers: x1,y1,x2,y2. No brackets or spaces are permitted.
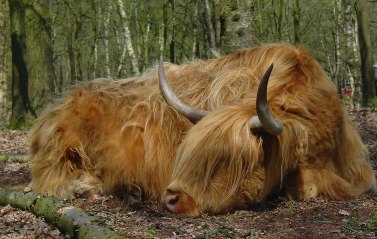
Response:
251,64,283,135
158,57,208,123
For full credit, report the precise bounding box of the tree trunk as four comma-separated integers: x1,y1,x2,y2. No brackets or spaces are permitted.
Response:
292,0,300,44
220,0,254,54
8,0,35,128
117,0,140,75
204,0,217,51
344,0,360,109
191,1,199,59
67,13,76,84
169,0,175,63
159,0,167,56
0,188,129,239
355,0,376,106
9,0,56,127
133,0,142,68
91,1,99,80
273,0,284,41
0,0,10,125
142,2,151,70
73,3,83,82
104,3,112,77
331,0,341,91
24,1,55,111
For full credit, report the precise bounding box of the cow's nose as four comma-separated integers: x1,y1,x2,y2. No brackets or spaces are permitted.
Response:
161,189,200,216
164,194,179,207
161,191,180,212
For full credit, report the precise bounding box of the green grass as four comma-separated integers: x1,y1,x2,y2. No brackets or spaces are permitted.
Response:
146,227,158,239
346,216,359,229
285,201,295,211
0,154,29,163
342,212,377,238
367,212,377,228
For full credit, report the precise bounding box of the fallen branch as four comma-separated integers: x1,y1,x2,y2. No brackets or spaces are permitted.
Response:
0,187,130,239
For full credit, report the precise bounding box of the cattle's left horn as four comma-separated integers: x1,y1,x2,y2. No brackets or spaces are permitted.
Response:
251,64,283,135
158,57,208,123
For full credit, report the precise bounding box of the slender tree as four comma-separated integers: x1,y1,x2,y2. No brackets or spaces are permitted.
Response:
344,0,360,108
292,0,300,44
117,0,140,75
273,0,284,41
204,0,217,50
331,0,341,92
103,3,112,77
0,0,10,125
355,0,376,106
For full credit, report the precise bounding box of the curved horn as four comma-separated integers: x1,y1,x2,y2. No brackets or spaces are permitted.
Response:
251,64,283,135
158,57,208,123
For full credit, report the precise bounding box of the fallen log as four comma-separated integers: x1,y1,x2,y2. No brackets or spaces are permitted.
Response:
0,187,130,239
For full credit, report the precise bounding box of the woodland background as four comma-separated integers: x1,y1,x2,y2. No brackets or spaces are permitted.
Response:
0,0,376,129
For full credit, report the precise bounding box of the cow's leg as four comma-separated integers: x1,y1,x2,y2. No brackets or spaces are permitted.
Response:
30,165,103,200
283,163,367,200
282,167,319,200
30,144,104,200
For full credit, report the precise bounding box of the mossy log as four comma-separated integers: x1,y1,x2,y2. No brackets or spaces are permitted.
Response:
0,187,130,239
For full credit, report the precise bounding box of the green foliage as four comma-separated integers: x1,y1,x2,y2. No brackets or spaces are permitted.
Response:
146,227,158,239
367,97,377,108
343,211,377,236
342,96,352,107
225,214,234,222
367,212,377,228
346,216,360,229
231,13,241,22
285,201,295,211
0,154,9,162
8,115,34,130
0,154,28,163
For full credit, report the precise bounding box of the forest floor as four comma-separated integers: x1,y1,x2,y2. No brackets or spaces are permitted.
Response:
0,109,376,239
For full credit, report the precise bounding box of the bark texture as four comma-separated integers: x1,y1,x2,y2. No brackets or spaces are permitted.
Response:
0,187,130,239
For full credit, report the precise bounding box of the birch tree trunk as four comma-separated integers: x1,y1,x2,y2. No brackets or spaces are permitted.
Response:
116,28,128,78
104,3,111,77
117,0,140,75
204,0,217,50
142,4,151,69
345,0,360,109
159,0,167,56
133,0,142,67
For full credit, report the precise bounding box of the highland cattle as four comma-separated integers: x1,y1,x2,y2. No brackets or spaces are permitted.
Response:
29,43,376,216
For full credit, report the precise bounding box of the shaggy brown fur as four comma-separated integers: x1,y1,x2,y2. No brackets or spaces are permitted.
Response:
29,43,376,216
